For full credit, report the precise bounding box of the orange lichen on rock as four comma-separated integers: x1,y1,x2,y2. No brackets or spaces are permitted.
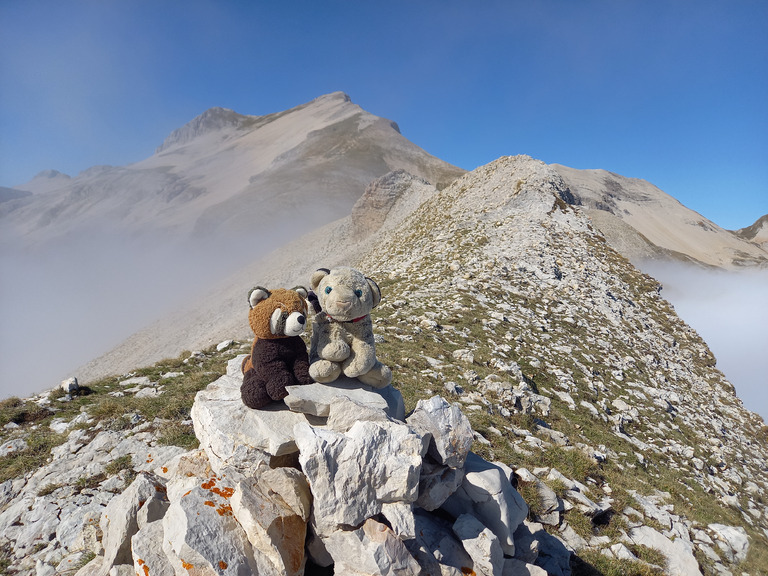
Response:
218,561,228,570
181,560,194,571
211,485,234,499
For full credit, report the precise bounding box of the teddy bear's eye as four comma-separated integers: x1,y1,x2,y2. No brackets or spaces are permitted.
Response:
354,289,363,298
325,286,332,294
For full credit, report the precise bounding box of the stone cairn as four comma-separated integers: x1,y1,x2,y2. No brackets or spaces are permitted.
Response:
74,354,571,576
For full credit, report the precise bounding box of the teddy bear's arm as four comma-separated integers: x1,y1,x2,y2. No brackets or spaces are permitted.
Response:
252,340,299,401
287,336,314,385
342,337,377,377
310,316,350,362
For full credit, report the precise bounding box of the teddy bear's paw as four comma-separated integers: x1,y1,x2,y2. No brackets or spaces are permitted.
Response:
341,354,375,379
309,359,341,383
319,341,351,362
356,362,393,389
240,378,271,409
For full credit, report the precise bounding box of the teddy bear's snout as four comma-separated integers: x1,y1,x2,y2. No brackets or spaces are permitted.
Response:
333,299,353,311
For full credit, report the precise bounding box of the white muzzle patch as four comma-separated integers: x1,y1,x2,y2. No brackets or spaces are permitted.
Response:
284,311,306,336
271,308,306,336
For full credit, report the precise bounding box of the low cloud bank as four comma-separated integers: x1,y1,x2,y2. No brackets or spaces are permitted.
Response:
0,227,275,401
643,261,768,424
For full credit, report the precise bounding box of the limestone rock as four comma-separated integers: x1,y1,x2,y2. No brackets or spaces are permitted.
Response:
99,472,168,570
230,466,311,576
410,509,474,575
131,520,174,576
708,523,750,564
453,513,504,576
326,395,395,432
191,373,314,469
294,418,423,536
162,473,280,576
442,452,528,556
284,376,405,420
503,558,549,576
381,501,417,540
416,456,465,511
628,525,700,576
323,518,422,575
407,395,473,469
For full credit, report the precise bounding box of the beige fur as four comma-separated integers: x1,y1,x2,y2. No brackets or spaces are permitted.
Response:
308,267,392,388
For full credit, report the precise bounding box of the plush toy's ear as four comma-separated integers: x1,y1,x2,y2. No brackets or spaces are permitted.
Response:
292,286,309,299
310,268,330,291
249,287,271,309
366,277,382,308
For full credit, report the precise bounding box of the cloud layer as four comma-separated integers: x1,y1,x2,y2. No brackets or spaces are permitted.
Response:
643,262,768,423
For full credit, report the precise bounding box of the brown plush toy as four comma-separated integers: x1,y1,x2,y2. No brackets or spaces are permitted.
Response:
241,286,314,409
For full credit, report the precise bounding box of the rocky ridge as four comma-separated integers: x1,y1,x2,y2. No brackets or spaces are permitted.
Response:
1,156,766,575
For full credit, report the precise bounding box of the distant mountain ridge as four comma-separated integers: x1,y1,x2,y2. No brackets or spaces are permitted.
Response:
734,214,768,249
552,164,768,269
0,92,464,248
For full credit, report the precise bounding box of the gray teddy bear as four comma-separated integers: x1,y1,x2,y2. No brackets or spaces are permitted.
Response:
308,267,392,388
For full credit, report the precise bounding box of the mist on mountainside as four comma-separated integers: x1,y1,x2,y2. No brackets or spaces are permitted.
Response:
643,261,768,423
0,225,281,401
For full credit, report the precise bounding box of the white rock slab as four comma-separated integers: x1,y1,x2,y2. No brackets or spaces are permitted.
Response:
100,472,168,570
628,525,700,576
407,395,473,469
230,467,310,576
326,395,394,433
132,520,174,576
191,373,316,469
408,510,473,576
284,376,405,420
294,418,423,536
453,513,504,576
323,518,421,576
162,474,281,576
0,438,27,455
381,501,416,540
708,523,750,564
442,452,528,556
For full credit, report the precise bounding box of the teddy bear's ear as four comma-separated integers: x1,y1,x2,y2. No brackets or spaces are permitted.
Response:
249,287,271,309
366,277,382,308
292,286,308,299
310,268,330,291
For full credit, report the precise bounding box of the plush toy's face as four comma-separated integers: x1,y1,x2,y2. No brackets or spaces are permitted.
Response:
310,267,381,322
248,287,309,340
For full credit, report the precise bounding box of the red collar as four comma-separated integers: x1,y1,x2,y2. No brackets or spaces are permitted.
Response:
326,314,368,323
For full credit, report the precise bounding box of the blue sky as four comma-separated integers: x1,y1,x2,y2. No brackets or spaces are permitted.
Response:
1,0,766,229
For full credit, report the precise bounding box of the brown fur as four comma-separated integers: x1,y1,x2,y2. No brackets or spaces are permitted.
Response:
241,287,313,409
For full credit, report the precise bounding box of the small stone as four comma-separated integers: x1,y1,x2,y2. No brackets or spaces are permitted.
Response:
60,377,79,394
217,339,234,351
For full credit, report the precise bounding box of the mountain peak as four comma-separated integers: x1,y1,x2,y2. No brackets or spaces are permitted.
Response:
734,213,768,248
155,107,251,153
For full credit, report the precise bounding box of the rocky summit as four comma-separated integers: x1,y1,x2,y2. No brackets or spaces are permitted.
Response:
0,155,766,576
